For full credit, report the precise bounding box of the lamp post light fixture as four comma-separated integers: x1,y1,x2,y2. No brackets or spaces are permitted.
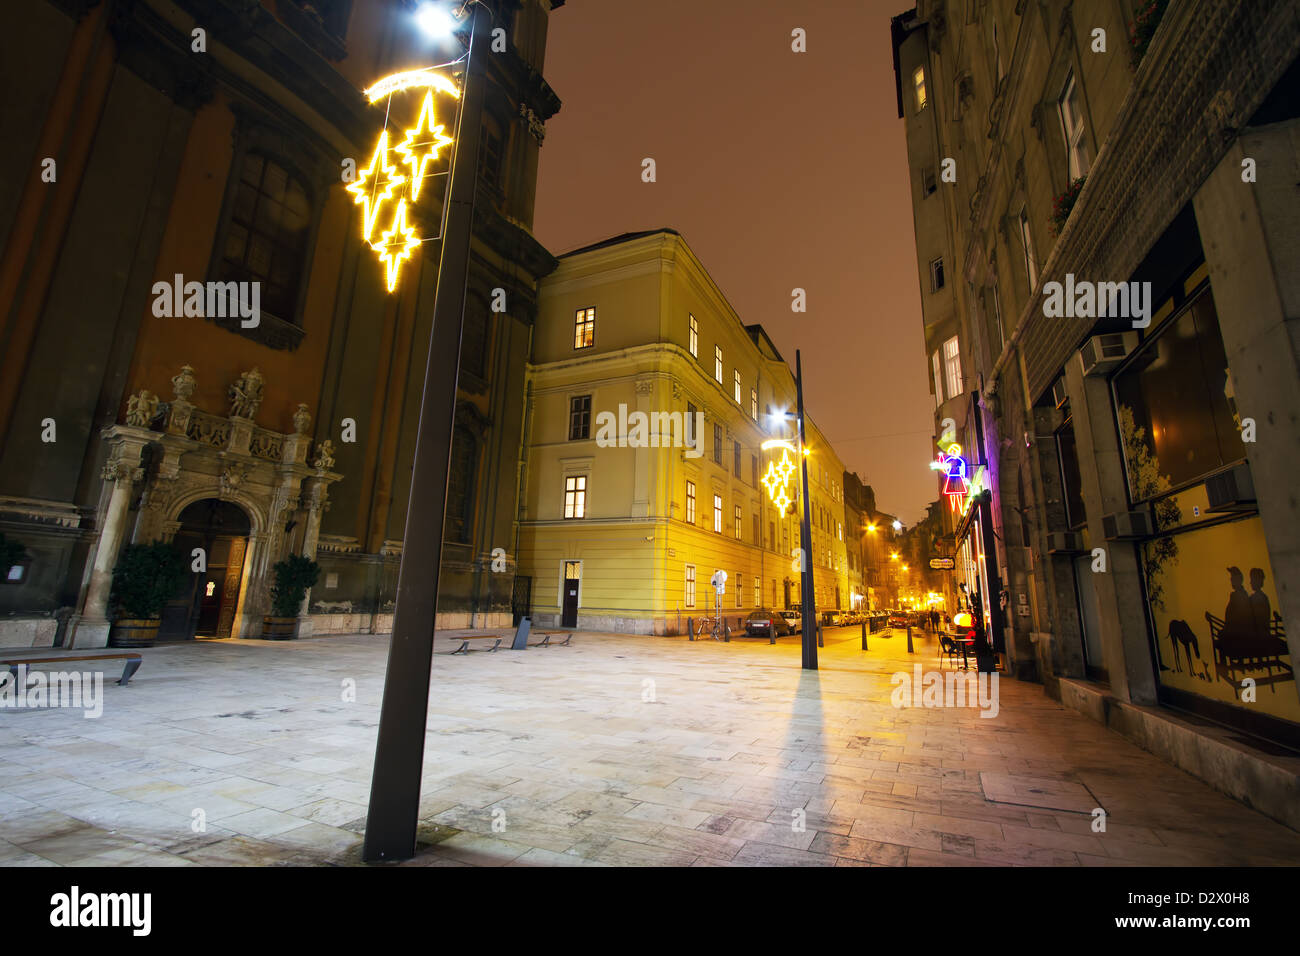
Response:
362,0,492,864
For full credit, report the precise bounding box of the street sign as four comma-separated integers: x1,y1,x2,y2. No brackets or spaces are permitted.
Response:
929,557,956,570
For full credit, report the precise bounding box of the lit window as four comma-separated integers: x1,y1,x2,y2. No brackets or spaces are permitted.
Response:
750,387,758,421
563,475,586,518
913,66,927,112
753,576,760,608
734,505,742,539
734,370,742,403
685,565,696,608
943,336,963,399
932,350,944,406
736,571,743,608
713,494,723,534
1019,207,1038,290
689,314,698,356
686,480,696,524
574,307,595,349
714,346,723,383
1058,71,1092,181
569,395,591,440
205,581,217,597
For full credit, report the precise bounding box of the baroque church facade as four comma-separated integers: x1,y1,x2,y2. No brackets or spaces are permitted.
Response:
0,0,564,646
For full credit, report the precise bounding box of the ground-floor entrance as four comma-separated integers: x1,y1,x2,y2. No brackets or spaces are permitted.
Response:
159,499,251,640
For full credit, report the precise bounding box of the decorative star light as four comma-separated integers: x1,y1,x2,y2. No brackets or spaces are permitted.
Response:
372,199,420,292
774,448,796,486
762,461,784,499
347,131,406,242
396,91,454,201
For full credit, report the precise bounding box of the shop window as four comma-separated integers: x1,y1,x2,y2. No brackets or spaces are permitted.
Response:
1113,289,1243,500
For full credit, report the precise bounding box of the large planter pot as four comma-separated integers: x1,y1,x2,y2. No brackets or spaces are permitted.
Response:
109,618,160,647
261,616,298,640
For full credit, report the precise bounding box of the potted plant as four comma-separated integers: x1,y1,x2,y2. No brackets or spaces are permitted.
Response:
1049,176,1087,235
263,553,321,639
109,542,186,647
1129,0,1170,68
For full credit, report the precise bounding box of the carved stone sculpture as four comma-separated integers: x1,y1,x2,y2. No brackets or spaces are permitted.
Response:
312,439,336,471
228,367,264,420
293,403,312,435
125,390,158,427
171,365,197,402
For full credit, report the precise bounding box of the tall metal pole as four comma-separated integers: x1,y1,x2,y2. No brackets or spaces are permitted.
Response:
796,350,817,670
362,2,491,863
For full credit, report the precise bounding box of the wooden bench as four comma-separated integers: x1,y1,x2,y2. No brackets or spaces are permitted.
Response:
3,652,143,686
445,634,504,654
532,631,573,647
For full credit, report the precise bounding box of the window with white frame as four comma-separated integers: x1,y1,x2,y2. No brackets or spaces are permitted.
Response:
1018,207,1038,290
913,66,927,112
686,480,696,524
1058,71,1091,181
685,564,696,608
932,350,943,406
563,476,586,518
734,504,742,539
734,369,742,404
943,336,963,399
930,257,945,292
714,346,723,383
753,576,760,608
688,313,698,357
713,494,723,533
750,387,758,421
735,571,743,608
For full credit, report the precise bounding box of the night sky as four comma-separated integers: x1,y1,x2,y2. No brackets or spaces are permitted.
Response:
533,0,936,524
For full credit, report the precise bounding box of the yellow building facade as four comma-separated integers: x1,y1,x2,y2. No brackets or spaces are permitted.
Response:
518,230,850,634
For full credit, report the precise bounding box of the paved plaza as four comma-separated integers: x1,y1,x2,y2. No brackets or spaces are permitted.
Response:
2,626,1298,867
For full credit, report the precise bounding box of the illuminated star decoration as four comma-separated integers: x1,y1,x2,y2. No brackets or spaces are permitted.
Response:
373,200,420,293
396,91,454,201
761,443,799,512
346,131,406,242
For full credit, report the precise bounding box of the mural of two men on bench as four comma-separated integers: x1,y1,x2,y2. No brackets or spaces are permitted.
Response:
1148,516,1296,723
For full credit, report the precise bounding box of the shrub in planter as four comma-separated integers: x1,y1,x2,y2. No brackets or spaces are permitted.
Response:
1129,0,1170,68
1049,176,1087,236
109,542,186,647
263,553,321,639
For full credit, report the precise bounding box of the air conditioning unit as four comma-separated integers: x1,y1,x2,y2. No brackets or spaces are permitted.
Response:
1051,377,1069,409
1046,532,1084,554
1103,509,1152,540
1205,463,1256,513
1080,332,1138,377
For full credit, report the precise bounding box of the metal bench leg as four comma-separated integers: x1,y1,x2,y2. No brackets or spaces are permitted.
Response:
490,638,502,651
119,659,142,685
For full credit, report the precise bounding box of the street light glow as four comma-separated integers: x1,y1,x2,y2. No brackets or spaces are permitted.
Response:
892,520,902,531
414,2,458,37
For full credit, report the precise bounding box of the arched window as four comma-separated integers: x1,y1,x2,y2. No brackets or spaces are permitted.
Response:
218,153,312,322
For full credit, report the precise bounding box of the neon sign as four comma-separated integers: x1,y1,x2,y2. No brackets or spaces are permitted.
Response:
930,442,986,515
350,69,460,292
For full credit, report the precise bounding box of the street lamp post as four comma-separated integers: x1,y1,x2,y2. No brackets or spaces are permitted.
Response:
362,0,491,863
795,350,816,670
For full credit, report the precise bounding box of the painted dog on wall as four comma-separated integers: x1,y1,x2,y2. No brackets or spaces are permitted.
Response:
1168,619,1209,680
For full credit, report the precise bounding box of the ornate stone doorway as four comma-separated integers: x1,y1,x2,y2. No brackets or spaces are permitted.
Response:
160,499,251,640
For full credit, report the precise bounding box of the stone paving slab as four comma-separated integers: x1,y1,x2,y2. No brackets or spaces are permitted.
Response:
2,627,1299,866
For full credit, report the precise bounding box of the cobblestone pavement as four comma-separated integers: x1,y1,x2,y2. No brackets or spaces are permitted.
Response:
3,627,1298,866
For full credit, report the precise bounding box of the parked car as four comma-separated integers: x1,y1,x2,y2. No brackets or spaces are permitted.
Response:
745,609,794,639
820,610,843,627
779,609,802,632
887,612,909,629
